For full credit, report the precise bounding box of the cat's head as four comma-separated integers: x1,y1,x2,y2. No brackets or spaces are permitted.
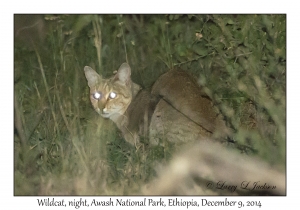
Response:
84,63,137,119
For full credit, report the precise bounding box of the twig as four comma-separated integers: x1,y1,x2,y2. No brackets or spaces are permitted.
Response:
92,15,102,71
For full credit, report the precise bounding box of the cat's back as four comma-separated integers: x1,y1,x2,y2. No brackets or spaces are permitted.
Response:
151,69,221,133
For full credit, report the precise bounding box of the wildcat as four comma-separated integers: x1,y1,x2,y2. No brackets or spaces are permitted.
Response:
84,63,285,196
84,63,229,146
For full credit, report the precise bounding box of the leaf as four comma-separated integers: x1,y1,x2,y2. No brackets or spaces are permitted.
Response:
74,15,95,33
174,15,180,20
227,19,234,25
192,46,208,56
187,15,194,19
176,44,187,57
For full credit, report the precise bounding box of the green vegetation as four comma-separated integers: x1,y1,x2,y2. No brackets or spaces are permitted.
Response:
14,14,286,195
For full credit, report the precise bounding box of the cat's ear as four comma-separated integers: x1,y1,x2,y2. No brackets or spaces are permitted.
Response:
115,63,131,85
84,66,102,87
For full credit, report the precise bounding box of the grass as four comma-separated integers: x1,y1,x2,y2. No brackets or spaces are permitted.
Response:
14,14,286,195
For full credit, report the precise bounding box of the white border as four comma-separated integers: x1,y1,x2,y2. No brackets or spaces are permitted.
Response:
3,0,298,209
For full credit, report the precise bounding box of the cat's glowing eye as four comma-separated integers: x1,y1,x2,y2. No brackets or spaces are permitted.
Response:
109,92,117,99
92,92,101,100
